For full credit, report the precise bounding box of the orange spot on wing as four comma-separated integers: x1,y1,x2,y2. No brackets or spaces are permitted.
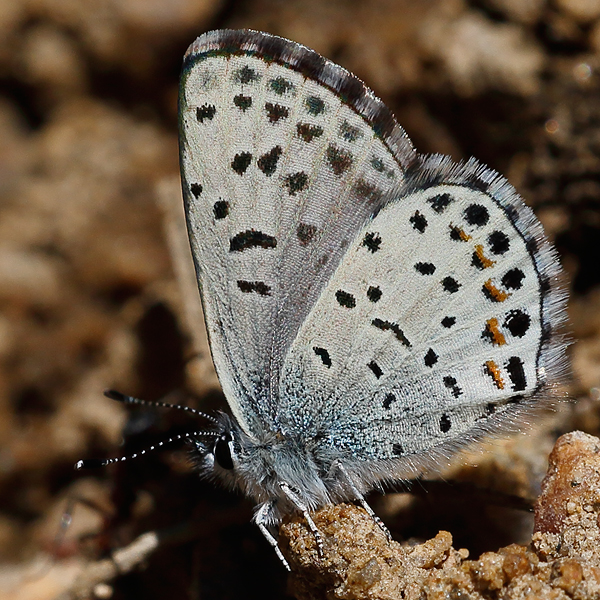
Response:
483,279,510,302
474,244,495,268
484,318,506,346
484,360,505,390
450,224,472,241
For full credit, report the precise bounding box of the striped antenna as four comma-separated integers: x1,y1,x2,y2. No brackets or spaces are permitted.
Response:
103,389,219,424
75,430,218,470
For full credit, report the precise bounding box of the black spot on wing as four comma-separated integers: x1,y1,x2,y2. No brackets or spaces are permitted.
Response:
196,104,216,122
506,356,527,391
313,347,331,367
297,123,323,142
297,223,317,245
424,348,438,367
415,262,436,275
410,211,427,233
265,102,289,123
231,152,252,175
305,95,325,115
428,193,453,213
284,172,309,195
449,225,469,242
471,252,486,270
443,376,462,398
237,280,271,296
233,94,252,110
442,277,461,293
213,200,229,219
353,180,383,203
230,230,277,252
488,231,510,255
190,183,202,198
371,157,385,172
383,393,396,409
235,65,259,84
502,269,525,290
339,120,362,141
362,232,381,253
257,146,282,176
504,309,531,338
336,290,356,308
372,318,411,347
392,443,404,456
368,361,383,379
367,286,382,303
464,204,490,226
440,414,451,433
270,76,294,95
326,145,353,175
441,316,456,328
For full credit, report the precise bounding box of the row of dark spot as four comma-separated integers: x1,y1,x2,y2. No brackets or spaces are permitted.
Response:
412,258,526,300
233,65,305,100
195,168,383,219
190,190,322,251
310,309,527,399
195,96,323,127
233,94,325,135
390,399,511,455
310,347,526,448
312,306,529,374
226,144,353,179
219,221,323,298
391,406,490,455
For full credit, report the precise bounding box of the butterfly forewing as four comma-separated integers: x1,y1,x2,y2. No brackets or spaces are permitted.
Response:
179,30,416,436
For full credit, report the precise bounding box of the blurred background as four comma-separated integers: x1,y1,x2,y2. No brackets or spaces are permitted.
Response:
0,0,599,598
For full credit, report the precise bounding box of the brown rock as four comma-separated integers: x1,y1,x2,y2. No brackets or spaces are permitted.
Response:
533,431,600,562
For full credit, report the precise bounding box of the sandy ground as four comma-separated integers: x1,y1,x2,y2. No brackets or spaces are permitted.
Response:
1,0,600,599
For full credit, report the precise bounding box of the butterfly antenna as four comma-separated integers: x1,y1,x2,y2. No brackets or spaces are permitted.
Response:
75,429,218,470
103,389,219,424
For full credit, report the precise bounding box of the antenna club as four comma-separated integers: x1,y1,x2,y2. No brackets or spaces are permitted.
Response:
104,389,128,402
75,458,107,469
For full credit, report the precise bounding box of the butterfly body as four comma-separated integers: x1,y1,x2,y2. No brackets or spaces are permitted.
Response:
204,408,364,523
178,29,569,566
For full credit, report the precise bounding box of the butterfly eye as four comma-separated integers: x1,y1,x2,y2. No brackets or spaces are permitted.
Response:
213,433,235,470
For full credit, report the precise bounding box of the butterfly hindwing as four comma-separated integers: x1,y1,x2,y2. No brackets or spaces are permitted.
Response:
280,157,567,474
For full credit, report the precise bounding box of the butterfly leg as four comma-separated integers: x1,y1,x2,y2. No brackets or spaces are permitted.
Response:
255,501,291,571
332,460,392,541
279,482,324,557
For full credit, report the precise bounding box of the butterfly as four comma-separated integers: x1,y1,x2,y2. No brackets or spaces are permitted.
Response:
81,29,569,571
